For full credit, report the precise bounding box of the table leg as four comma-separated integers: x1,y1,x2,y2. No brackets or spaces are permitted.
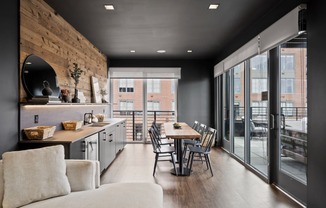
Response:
171,139,191,176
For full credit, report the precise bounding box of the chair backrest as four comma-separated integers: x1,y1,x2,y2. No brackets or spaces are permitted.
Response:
200,127,217,152
148,127,161,153
192,121,200,131
198,123,207,135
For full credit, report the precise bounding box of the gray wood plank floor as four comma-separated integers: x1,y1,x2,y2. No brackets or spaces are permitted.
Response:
101,144,302,208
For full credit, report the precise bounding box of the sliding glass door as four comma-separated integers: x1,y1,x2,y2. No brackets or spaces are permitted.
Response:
274,33,307,203
232,63,245,160
112,78,177,143
249,52,269,176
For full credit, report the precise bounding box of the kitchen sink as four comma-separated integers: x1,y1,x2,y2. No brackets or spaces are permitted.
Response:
89,122,111,127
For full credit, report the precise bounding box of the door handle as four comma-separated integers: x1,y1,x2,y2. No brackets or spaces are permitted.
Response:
270,114,275,130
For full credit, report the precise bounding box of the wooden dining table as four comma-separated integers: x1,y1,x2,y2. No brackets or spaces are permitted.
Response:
163,122,201,176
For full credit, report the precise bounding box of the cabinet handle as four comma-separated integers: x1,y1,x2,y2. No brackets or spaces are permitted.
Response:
109,139,113,142
103,132,107,141
81,141,86,152
109,134,113,136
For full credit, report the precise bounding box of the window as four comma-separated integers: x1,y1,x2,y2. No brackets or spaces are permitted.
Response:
147,79,160,93
251,101,267,117
251,55,268,71
119,100,133,115
234,78,241,93
252,79,268,93
281,102,294,116
119,79,134,92
147,100,160,111
281,78,294,93
281,54,294,71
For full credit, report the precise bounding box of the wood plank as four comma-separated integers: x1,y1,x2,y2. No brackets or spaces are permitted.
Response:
101,144,302,208
164,122,201,139
20,0,107,102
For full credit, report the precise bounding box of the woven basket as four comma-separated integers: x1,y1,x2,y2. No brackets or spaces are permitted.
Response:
24,126,56,140
62,120,83,130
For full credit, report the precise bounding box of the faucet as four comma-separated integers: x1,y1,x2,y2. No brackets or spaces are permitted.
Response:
84,112,93,125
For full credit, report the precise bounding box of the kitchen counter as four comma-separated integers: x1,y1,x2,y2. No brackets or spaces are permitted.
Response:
19,118,126,144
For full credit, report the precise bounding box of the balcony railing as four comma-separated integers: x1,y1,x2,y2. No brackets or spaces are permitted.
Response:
233,106,307,121
112,110,176,142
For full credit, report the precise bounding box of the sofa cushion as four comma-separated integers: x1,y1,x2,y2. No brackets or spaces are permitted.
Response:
65,160,97,192
21,183,163,208
2,145,71,208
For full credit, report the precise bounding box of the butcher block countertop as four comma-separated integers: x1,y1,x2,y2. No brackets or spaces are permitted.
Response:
20,118,125,144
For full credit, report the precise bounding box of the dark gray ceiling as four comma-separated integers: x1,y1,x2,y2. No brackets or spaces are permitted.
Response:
45,0,284,59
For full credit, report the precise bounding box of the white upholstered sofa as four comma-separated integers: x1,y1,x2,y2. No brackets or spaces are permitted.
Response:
0,146,163,208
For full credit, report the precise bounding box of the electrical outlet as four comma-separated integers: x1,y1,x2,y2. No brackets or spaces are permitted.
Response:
34,115,39,124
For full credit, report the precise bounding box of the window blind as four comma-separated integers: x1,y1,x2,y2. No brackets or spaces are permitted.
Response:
259,4,307,53
109,67,181,79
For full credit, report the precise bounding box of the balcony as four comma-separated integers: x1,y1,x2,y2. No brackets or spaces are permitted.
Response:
112,110,176,142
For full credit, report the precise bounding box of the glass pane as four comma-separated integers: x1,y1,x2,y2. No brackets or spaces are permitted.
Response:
112,79,144,142
233,63,245,160
223,71,231,142
146,79,176,140
279,35,307,184
249,52,268,175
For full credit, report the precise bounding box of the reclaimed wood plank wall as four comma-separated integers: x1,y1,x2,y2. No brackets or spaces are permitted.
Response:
20,0,108,102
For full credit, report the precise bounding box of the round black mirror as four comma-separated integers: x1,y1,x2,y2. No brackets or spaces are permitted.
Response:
22,55,60,98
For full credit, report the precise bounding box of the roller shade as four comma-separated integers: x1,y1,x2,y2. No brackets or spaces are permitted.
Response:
109,67,181,79
224,36,259,71
259,4,307,53
214,62,224,77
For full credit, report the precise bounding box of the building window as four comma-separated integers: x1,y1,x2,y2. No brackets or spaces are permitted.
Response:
251,54,268,71
281,102,294,116
252,78,268,93
135,123,143,141
119,79,134,92
234,78,241,93
281,54,295,71
147,79,160,93
147,100,160,111
119,100,133,115
251,101,267,117
281,78,294,93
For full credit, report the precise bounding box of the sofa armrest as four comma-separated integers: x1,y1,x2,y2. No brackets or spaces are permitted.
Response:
65,160,100,192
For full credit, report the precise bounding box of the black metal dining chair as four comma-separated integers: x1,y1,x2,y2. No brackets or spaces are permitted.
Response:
148,127,177,176
151,121,174,146
182,123,207,159
186,127,217,176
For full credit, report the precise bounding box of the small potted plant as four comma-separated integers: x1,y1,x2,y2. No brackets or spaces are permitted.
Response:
100,89,108,103
70,63,84,103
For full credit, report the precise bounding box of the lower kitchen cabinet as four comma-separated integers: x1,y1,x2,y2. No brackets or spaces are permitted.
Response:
99,127,116,172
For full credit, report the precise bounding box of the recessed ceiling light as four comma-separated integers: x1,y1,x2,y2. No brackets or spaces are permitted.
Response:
130,50,136,53
187,50,193,53
209,4,219,10
157,50,166,53
104,4,114,10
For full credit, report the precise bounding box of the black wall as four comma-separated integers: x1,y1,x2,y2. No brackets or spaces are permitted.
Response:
109,59,214,127
0,0,19,157
307,1,326,207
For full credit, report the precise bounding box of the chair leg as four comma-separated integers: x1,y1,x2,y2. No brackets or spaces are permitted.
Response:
205,154,213,176
153,154,158,176
188,152,195,173
170,153,178,176
182,144,188,159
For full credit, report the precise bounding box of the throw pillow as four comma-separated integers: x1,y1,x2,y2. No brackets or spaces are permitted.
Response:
2,145,71,208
